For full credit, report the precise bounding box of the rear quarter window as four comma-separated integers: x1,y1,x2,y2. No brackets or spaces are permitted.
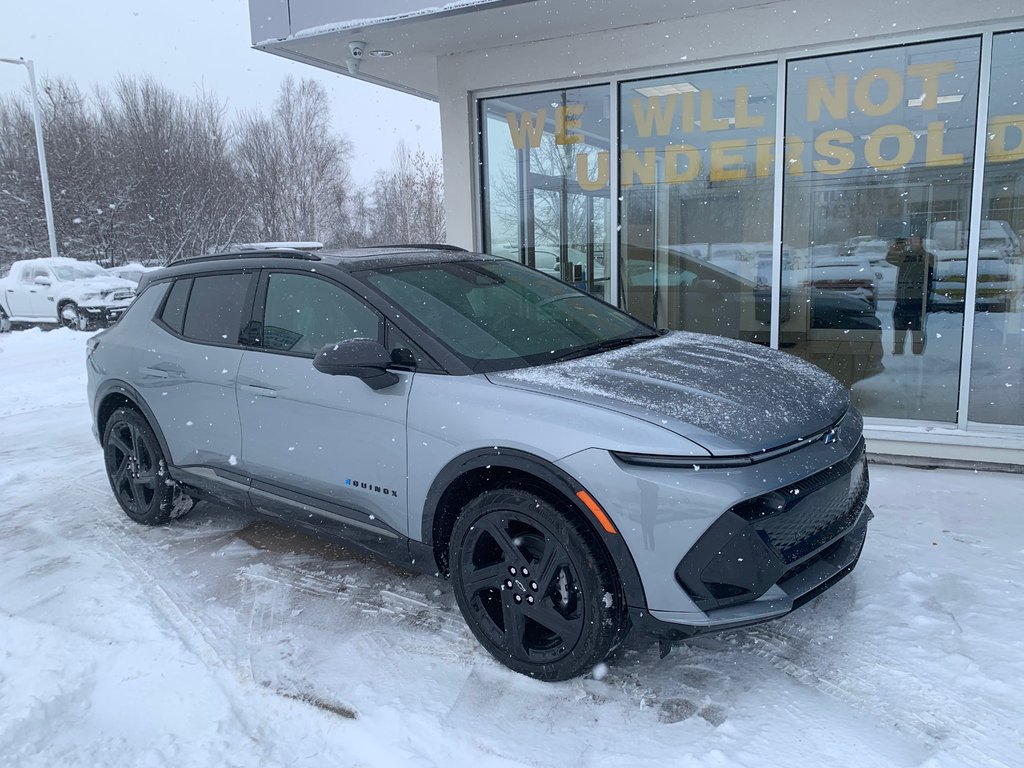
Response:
181,273,253,345
159,278,191,335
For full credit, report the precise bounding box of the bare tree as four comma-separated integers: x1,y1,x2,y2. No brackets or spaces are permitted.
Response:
235,76,353,244
359,140,445,244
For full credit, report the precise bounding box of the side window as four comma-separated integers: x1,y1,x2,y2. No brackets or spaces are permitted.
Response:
159,278,192,335
181,273,253,345
23,268,46,284
262,273,380,356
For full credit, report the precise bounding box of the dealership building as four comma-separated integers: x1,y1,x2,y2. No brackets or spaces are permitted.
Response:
249,0,1024,468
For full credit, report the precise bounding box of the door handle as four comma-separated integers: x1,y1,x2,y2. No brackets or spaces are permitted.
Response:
141,364,185,379
241,384,278,398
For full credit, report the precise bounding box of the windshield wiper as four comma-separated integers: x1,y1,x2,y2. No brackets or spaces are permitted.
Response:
549,332,660,363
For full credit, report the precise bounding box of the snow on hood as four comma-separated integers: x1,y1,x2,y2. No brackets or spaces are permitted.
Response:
69,276,136,295
488,331,849,456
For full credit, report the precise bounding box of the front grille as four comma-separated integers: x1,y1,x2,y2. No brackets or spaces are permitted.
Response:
753,446,868,564
675,439,869,611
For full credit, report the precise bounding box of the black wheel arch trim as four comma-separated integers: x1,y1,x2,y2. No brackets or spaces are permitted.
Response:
93,379,175,467
422,447,649,611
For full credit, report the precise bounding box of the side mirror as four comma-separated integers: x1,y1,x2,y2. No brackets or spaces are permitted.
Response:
34,275,51,286
313,338,399,390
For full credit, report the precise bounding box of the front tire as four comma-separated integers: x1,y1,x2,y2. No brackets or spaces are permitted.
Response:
449,488,626,681
102,408,193,524
60,302,88,331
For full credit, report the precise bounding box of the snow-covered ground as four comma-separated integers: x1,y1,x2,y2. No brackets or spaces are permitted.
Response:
1,328,1022,768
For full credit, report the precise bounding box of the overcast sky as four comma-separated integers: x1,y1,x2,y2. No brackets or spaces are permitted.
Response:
0,0,442,184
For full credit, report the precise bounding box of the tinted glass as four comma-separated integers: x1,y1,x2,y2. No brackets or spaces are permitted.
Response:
969,31,1024,425
619,63,778,340
783,38,980,418
365,259,654,372
182,272,252,345
160,278,191,335
262,273,380,356
480,86,612,301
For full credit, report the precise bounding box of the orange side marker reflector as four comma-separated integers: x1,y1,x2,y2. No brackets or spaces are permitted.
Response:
576,490,618,535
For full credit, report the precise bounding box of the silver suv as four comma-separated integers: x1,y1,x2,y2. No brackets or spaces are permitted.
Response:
87,245,872,681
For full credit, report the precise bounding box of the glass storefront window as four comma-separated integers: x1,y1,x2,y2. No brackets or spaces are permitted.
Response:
619,64,777,342
970,31,1024,426
477,30,1023,432
783,39,981,416
480,87,612,301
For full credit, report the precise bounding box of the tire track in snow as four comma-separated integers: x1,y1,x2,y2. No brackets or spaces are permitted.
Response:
739,619,1013,768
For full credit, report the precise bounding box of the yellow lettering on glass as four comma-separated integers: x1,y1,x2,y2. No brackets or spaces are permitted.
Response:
700,89,731,132
576,151,610,191
807,74,849,121
505,110,547,150
664,144,701,183
710,139,747,181
555,104,584,145
621,148,658,186
864,124,915,170
632,95,677,139
755,136,774,178
733,86,765,129
987,115,1024,163
813,130,855,174
925,121,963,167
854,68,903,117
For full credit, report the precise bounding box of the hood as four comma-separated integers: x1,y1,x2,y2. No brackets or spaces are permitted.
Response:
69,276,136,296
487,331,849,456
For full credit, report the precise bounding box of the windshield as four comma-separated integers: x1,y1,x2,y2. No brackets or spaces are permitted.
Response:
363,259,656,372
51,262,108,281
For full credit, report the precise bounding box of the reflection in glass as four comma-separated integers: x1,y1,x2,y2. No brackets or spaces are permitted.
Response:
783,38,981,419
480,87,611,301
970,31,1024,426
619,64,778,351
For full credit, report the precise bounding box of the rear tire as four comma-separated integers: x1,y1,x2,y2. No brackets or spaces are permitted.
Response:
449,488,626,681
102,408,193,525
0,306,10,333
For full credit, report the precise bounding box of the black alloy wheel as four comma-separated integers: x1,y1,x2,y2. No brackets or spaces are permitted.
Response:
102,407,192,525
450,488,625,681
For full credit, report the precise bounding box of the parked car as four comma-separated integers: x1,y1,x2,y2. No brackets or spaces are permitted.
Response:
806,252,878,309
852,239,899,300
87,245,872,681
927,220,1022,312
106,262,161,285
0,257,136,331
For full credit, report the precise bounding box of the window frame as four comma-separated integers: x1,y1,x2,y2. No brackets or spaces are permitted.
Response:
151,269,258,349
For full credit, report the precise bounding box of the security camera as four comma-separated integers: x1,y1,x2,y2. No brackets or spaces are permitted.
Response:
349,41,365,59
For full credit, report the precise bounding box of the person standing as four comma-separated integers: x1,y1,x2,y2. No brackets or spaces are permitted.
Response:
886,235,933,355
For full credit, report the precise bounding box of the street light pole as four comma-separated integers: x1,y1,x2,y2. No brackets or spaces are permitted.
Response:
1,57,59,259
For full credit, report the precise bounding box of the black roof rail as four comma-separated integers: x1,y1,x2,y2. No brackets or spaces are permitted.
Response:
359,243,468,252
168,248,322,265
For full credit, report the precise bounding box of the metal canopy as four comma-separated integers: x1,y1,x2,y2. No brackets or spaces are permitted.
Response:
249,0,779,100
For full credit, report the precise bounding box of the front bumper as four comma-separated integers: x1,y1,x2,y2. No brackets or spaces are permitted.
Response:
557,408,870,637
80,301,132,326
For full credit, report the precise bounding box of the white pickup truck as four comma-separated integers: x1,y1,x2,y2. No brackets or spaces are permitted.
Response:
0,257,136,331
